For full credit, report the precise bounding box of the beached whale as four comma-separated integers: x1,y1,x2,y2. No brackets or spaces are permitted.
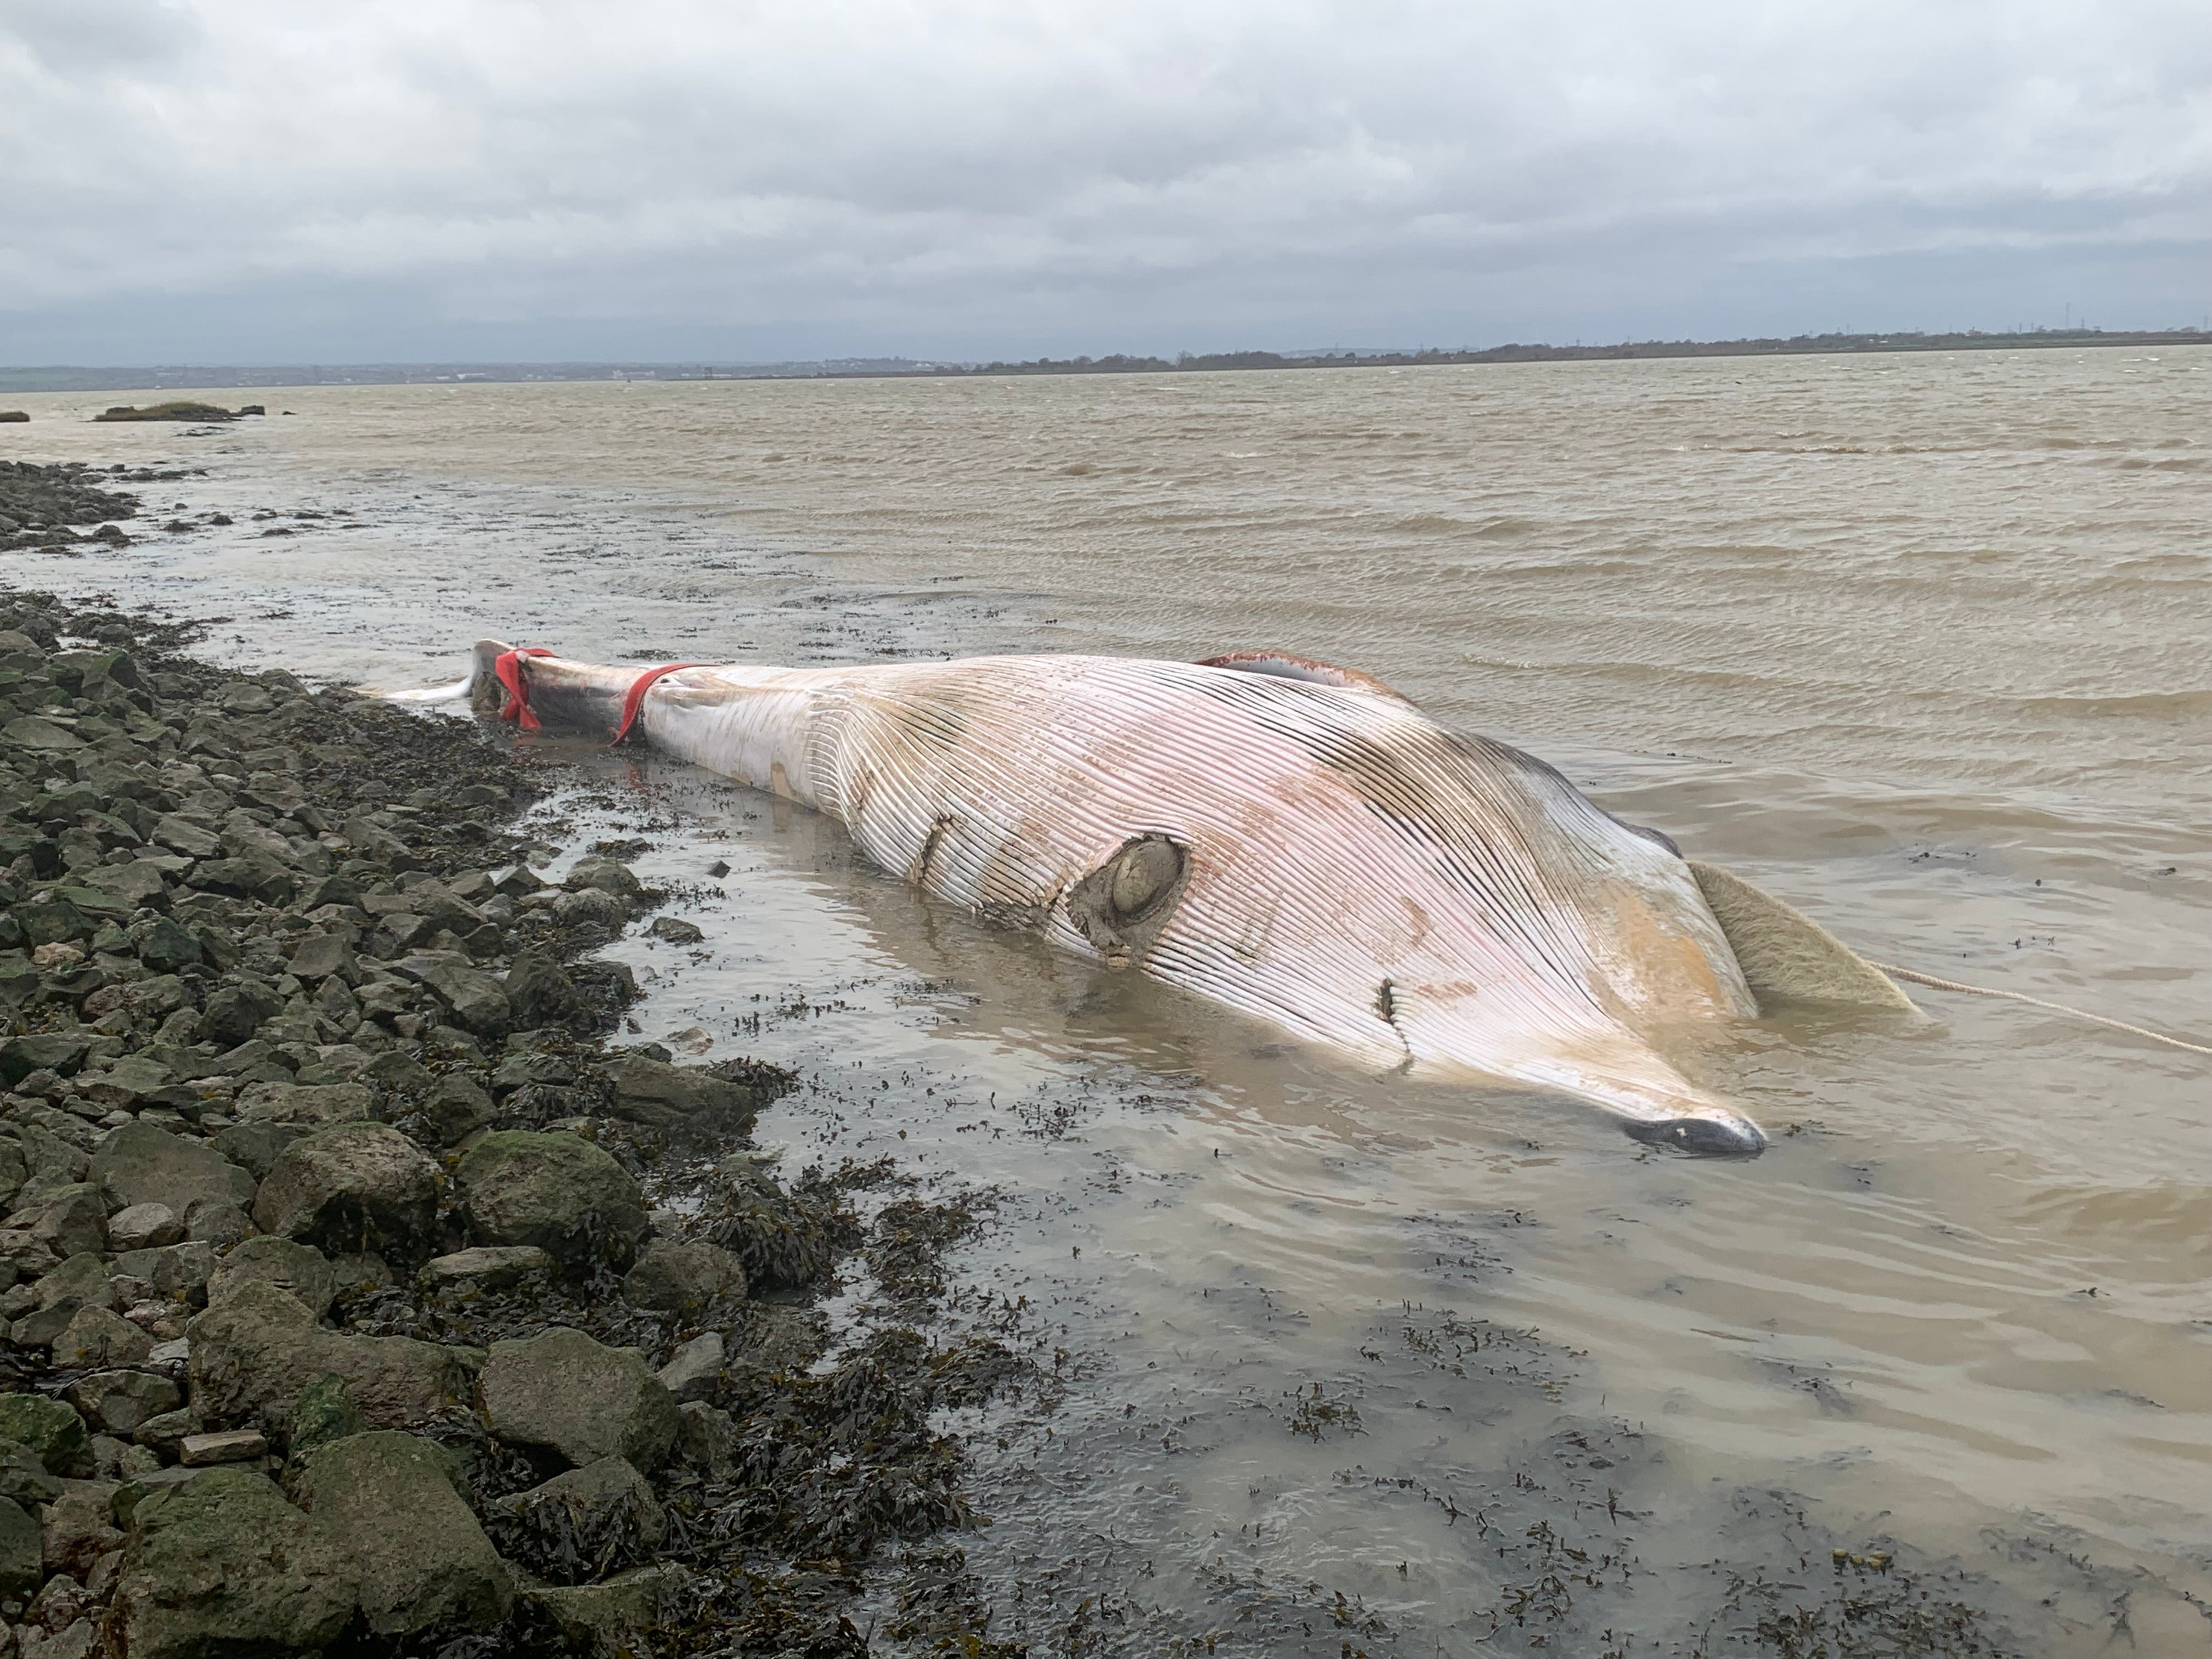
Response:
403,642,1915,1154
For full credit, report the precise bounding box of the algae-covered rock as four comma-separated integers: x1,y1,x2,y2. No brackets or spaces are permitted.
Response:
251,1122,441,1263
188,1279,471,1435
0,1395,88,1476
477,1326,678,1471
491,1457,664,1588
102,1468,358,1659
93,402,237,424
702,1160,837,1293
522,1563,680,1652
288,1374,364,1453
294,1430,511,1637
604,1053,761,1130
622,1237,747,1313
455,1131,646,1267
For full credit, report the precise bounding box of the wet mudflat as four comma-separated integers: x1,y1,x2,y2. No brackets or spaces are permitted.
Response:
2,349,2208,1654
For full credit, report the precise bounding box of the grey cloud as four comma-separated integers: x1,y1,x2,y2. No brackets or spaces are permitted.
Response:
1,0,2204,362
5,0,199,74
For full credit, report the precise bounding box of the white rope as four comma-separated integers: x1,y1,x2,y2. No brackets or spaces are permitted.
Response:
1868,962,2212,1057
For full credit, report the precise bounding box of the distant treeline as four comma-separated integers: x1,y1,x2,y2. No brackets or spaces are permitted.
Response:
3,328,2200,396
887,329,2205,380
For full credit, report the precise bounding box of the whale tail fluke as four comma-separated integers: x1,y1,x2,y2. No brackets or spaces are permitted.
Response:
469,639,519,716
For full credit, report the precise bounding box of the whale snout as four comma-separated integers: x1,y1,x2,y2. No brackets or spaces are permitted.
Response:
1623,1114,1768,1157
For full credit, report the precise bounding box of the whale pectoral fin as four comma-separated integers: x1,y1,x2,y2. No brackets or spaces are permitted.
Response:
1064,836,1190,968
1197,651,1419,707
1687,860,1926,1018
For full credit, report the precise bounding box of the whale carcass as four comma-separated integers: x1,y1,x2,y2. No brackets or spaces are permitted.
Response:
425,642,1911,1154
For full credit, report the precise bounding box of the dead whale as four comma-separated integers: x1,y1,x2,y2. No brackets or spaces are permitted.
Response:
417,642,1914,1154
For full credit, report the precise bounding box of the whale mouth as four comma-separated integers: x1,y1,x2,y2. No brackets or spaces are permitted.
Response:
1622,1115,1768,1157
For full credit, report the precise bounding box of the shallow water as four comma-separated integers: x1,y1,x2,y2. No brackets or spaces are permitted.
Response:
8,349,2210,1651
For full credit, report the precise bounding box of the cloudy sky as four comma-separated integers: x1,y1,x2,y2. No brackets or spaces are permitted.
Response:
2,0,2204,364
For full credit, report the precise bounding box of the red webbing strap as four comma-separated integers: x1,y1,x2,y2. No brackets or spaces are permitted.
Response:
610,663,703,747
493,648,555,731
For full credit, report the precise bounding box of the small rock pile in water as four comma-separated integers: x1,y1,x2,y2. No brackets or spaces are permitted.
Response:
0,584,1024,1658
0,467,157,558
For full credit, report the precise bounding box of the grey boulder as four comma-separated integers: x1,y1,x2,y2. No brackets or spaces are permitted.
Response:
421,961,510,1035
477,1326,678,1471
234,1080,373,1128
252,1122,441,1263
422,1246,552,1290
89,1124,256,1217
67,1370,183,1437
654,1331,724,1404
52,1305,153,1368
105,1202,184,1251
21,1184,108,1259
417,1073,494,1146
208,1235,337,1319
0,1494,43,1594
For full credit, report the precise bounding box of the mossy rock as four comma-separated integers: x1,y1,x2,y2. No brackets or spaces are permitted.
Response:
454,1131,646,1267
106,1468,359,1658
0,1393,88,1475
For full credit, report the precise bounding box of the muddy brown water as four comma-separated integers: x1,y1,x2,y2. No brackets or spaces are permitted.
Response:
8,348,2209,1652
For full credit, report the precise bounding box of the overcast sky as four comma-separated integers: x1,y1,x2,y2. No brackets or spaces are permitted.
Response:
2,0,2204,364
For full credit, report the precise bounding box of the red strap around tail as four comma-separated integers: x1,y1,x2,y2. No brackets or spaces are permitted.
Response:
610,664,703,747
493,648,555,731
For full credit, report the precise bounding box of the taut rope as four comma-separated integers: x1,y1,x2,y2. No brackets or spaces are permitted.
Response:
1868,962,2212,1057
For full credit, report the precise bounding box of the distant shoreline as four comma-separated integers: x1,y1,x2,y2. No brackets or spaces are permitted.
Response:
2,327,2201,396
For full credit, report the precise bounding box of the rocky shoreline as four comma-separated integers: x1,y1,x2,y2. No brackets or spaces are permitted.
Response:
0,472,1027,1658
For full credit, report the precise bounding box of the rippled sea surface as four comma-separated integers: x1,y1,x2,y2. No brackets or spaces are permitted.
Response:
10,348,2209,1653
